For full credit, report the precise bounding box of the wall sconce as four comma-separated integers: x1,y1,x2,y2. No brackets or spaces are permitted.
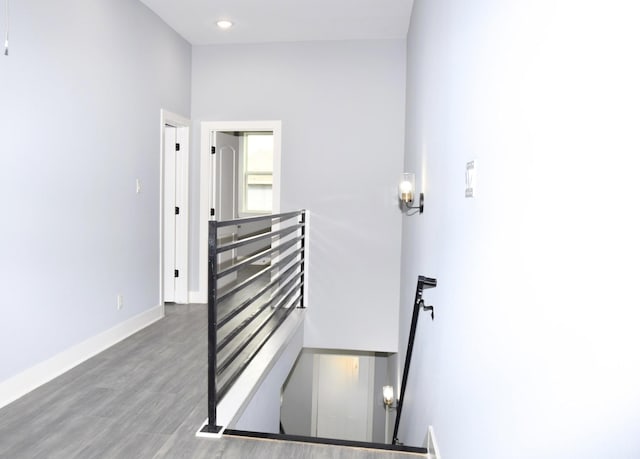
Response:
382,385,396,444
383,385,395,408
398,172,423,214
4,0,10,56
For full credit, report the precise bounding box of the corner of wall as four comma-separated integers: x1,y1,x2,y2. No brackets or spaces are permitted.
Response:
0,304,164,409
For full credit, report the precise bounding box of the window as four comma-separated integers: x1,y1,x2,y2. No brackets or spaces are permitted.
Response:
241,132,273,214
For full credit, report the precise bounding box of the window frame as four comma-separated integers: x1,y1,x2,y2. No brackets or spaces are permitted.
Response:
198,120,281,304
238,131,274,216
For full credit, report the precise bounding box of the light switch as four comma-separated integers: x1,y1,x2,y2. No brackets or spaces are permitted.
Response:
136,179,141,194
465,161,476,198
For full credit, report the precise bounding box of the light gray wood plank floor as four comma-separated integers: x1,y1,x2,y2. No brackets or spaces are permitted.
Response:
0,304,421,458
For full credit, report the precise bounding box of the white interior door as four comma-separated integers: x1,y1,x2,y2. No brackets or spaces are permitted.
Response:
163,125,177,302
215,132,238,222
163,123,189,303
210,132,238,288
313,354,374,442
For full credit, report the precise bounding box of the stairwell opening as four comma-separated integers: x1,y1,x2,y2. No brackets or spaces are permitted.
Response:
223,347,427,455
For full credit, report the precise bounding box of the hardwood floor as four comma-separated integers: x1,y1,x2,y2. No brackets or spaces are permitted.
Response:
0,305,420,458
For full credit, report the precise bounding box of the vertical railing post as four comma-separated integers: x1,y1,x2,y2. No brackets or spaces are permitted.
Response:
298,210,306,308
201,220,222,434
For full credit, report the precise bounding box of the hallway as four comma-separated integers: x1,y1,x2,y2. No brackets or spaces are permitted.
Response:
0,305,420,458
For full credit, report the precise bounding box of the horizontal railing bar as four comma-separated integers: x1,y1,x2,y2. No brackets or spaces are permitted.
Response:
270,280,303,310
217,295,301,400
216,235,304,280
217,248,303,304
216,224,303,254
217,282,302,377
215,210,304,229
217,272,304,352
218,260,304,328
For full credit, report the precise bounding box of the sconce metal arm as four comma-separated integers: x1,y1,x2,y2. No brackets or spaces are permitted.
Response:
403,193,424,214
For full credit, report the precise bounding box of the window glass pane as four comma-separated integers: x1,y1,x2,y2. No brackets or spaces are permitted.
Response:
241,132,274,214
247,174,272,186
246,133,273,173
246,185,272,212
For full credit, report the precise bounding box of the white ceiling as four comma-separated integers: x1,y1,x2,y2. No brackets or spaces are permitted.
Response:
139,0,415,45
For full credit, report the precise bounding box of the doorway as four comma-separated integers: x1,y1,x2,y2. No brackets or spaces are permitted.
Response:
161,110,190,304
312,353,375,442
196,121,282,303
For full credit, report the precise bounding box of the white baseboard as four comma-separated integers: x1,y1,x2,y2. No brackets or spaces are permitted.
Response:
427,425,441,459
195,418,225,439
189,289,206,304
0,304,165,409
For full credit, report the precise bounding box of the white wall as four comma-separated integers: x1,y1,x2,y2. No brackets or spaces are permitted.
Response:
280,349,314,436
0,0,191,383
398,0,640,457
371,354,389,443
281,349,388,441
191,40,406,352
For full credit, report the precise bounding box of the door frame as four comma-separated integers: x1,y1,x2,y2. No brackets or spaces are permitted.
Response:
160,109,190,304
195,120,282,304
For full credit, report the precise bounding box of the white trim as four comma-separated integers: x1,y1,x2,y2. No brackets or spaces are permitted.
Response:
174,124,190,303
189,290,206,304
197,309,304,435
196,120,282,303
310,353,319,435
366,355,375,442
195,419,225,439
0,304,164,409
162,110,190,127
236,132,275,217
160,109,191,304
427,425,442,459
163,125,177,303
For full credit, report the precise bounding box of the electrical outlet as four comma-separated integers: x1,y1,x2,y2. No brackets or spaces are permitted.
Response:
117,294,123,310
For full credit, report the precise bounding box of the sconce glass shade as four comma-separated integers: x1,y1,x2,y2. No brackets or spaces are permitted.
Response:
398,172,424,214
399,173,415,203
383,385,394,407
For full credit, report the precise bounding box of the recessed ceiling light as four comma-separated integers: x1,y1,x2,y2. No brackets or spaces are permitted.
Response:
216,20,233,30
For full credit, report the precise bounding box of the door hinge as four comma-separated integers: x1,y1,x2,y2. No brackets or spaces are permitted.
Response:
175,206,180,215
211,146,216,155
210,208,215,217
175,143,180,151
174,269,179,278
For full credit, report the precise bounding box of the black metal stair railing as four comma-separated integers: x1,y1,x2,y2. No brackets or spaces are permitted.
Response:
392,275,437,445
201,210,307,434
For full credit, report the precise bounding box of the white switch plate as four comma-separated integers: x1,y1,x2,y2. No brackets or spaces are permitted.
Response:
136,179,141,194
465,160,476,198
117,294,123,310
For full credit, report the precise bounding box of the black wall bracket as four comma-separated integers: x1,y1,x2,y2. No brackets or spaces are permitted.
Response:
420,301,434,320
